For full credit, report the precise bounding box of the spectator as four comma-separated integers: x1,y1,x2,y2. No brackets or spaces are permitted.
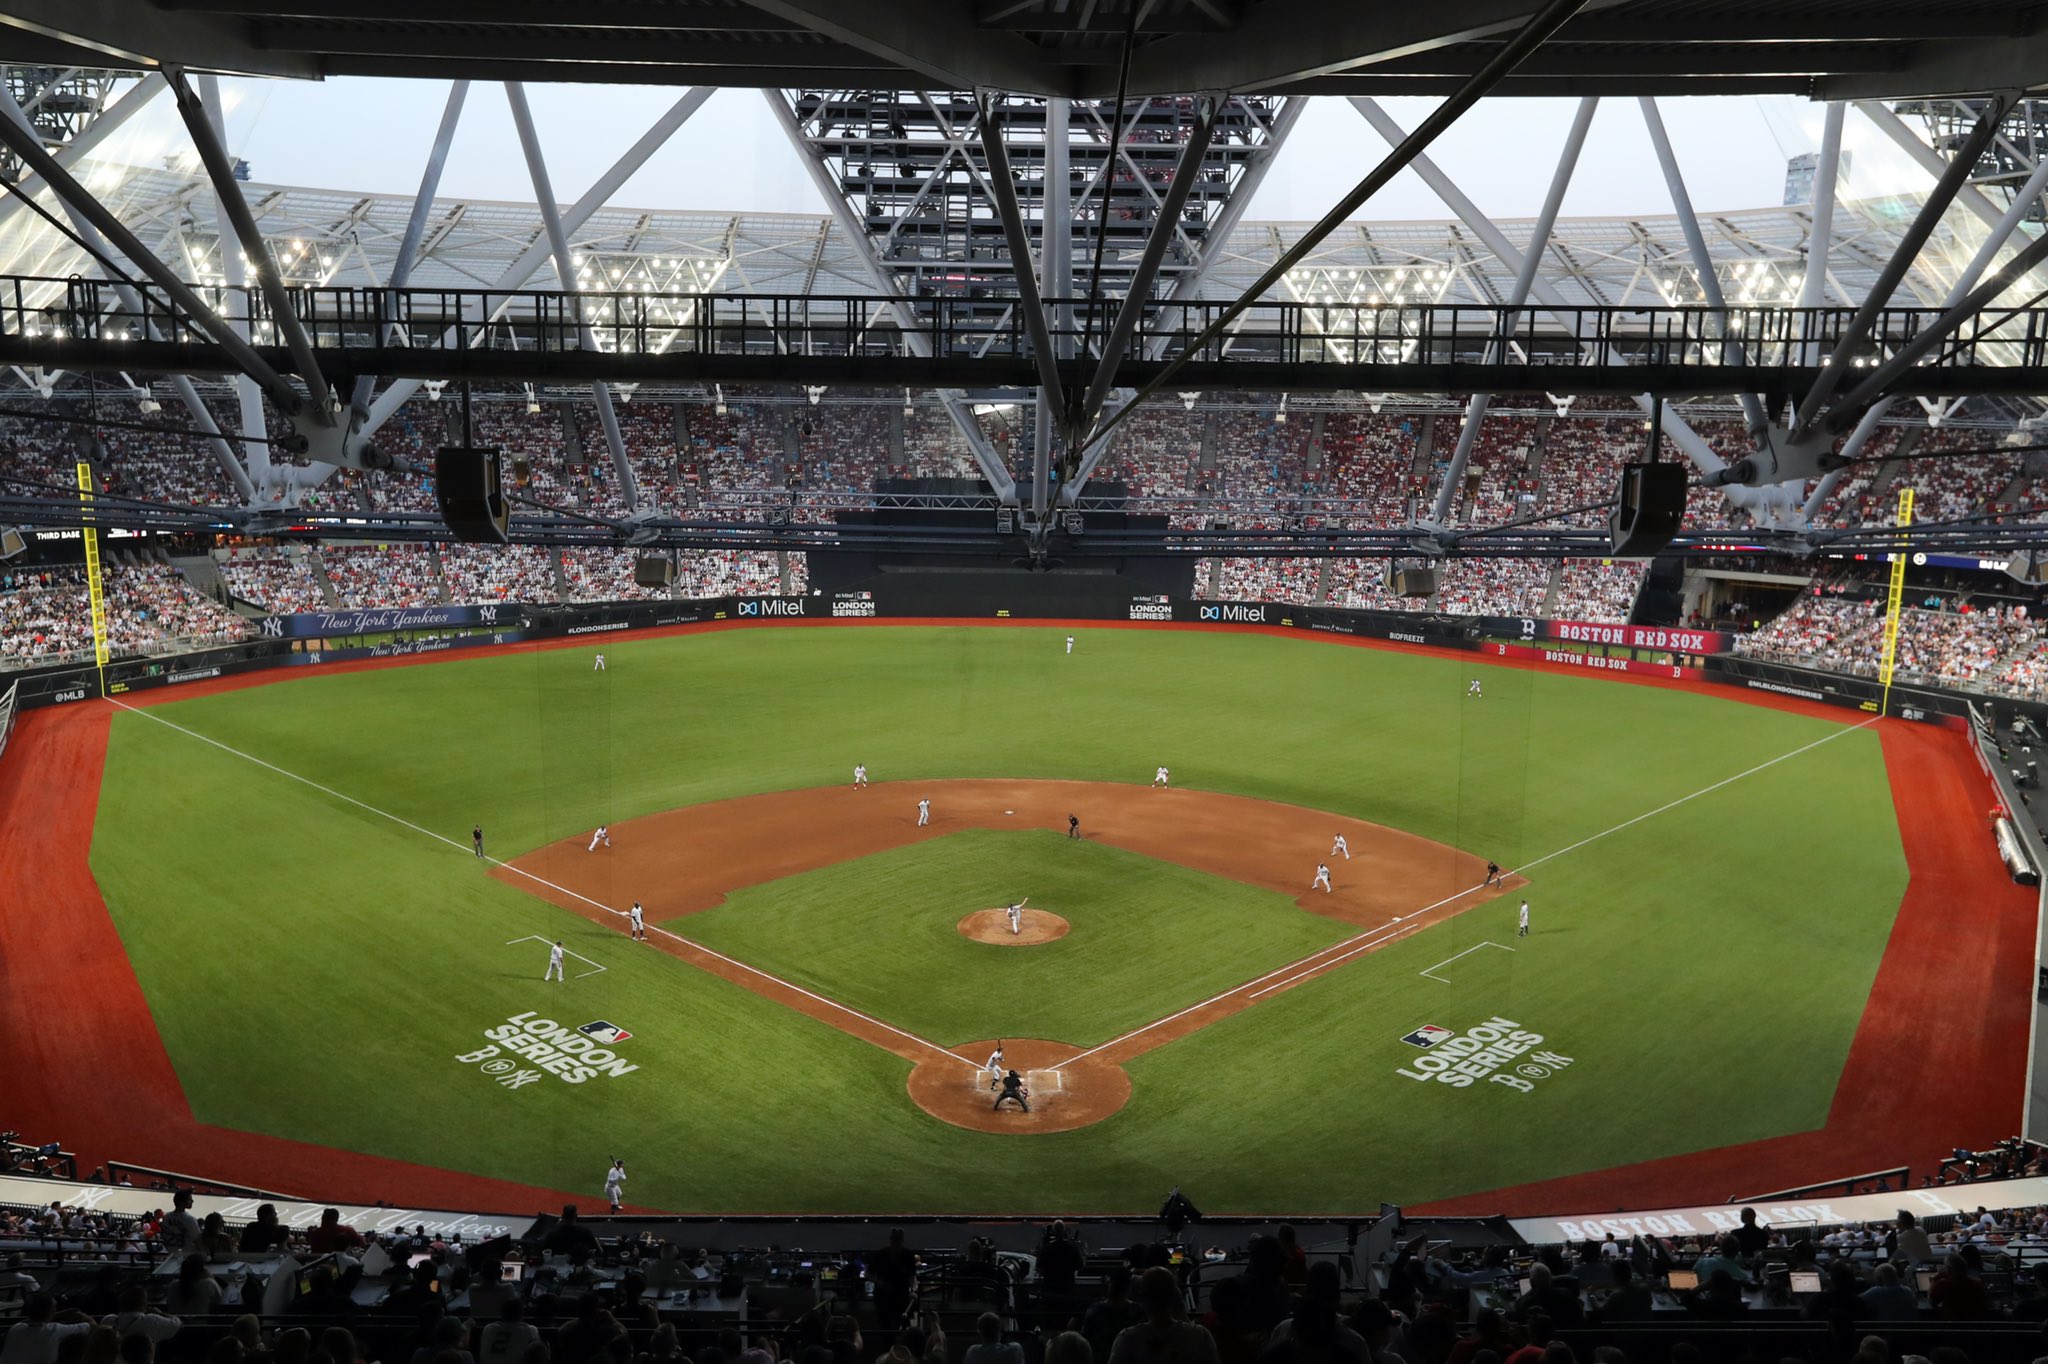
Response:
961,1315,1021,1364
1,1296,95,1364
1730,1207,1769,1256
307,1209,365,1256
478,1300,539,1364
1509,1265,1582,1328
237,1206,289,1254
1083,1268,1145,1363
101,1286,179,1344
1894,1211,1934,1265
1928,1251,1989,1320
164,1258,221,1317
1107,1268,1217,1364
869,1231,917,1339
1856,1263,1919,1320
158,1193,200,1256
1045,1335,1092,1364
540,1207,599,1261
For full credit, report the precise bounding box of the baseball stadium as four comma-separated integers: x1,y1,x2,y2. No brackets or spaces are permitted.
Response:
4,4,2048,1360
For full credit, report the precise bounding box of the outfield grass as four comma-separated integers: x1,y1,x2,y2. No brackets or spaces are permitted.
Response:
86,625,1909,1212
679,828,1353,1046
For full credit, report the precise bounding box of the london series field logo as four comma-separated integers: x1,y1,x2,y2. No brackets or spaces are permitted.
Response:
1394,1016,1573,1092
455,1011,641,1090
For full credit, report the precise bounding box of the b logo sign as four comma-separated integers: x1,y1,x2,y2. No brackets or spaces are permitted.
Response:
738,601,760,617
1199,605,1220,621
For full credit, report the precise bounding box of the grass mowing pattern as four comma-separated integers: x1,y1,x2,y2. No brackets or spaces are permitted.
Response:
88,626,1907,1213
679,829,1353,1047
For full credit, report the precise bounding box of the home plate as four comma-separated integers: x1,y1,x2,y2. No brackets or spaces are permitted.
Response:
1005,809,1014,815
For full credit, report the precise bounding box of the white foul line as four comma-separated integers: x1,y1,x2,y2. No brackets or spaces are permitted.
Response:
109,698,977,1071
1418,940,1514,983
505,933,607,979
1058,714,1879,1069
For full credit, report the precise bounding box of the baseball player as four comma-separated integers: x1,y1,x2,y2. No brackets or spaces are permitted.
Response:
1065,635,1074,655
1331,834,1351,860
917,798,930,827
992,1070,1030,1113
604,1159,626,1213
1067,813,1080,840
1153,765,1170,789
594,652,606,671
472,824,485,859
1468,678,1482,698
629,901,646,941
1518,900,1530,937
1006,897,1029,934
545,940,566,982
1311,863,1333,894
983,1042,1006,1090
1485,860,1502,887
588,825,611,852
854,764,869,789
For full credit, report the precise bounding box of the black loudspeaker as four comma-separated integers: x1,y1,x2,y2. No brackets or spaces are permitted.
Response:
1387,565,1438,598
1610,461,1687,557
435,447,509,545
0,527,24,561
633,556,675,588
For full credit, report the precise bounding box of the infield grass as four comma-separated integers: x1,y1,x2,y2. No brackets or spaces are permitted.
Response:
85,625,1909,1213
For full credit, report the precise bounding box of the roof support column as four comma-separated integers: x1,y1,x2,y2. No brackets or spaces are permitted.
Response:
193,75,275,501
1424,94,1594,525
505,82,639,515
1791,93,2014,440
762,88,1016,504
1640,96,1770,437
361,86,712,436
0,74,165,236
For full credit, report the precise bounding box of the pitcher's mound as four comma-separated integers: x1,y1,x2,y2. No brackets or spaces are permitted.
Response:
958,908,1069,946
908,1038,1131,1134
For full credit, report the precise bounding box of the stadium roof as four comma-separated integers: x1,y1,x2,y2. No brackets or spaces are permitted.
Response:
0,162,1993,315
2,0,2044,101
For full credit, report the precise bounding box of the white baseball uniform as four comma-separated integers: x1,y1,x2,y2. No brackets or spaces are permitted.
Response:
917,799,930,826
1332,835,1350,859
629,902,645,939
588,825,610,851
1065,636,1074,654
545,943,566,981
1312,864,1332,893
1518,902,1530,936
854,764,868,788
1007,900,1026,933
605,1163,625,1208
984,1048,1005,1088
594,653,606,671
1468,679,1482,697
1154,766,1169,788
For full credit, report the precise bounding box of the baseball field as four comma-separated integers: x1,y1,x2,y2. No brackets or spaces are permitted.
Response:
4,620,2036,1216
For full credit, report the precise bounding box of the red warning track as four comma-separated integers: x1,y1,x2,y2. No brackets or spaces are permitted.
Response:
0,702,611,1214
1412,720,2038,1217
0,618,2030,1215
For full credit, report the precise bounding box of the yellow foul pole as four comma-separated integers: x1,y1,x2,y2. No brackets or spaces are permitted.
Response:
1877,487,1914,718
76,461,110,697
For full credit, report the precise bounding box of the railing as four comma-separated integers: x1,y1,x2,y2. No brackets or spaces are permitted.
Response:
1734,1166,1912,1202
6,275,2048,379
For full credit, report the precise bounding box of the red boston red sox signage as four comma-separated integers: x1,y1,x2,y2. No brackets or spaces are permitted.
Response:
1541,620,1733,655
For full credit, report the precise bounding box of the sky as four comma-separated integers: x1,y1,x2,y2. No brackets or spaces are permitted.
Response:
89,76,1945,226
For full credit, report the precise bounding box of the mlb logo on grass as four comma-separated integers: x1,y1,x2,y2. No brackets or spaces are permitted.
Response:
1401,1024,1453,1049
579,1020,632,1045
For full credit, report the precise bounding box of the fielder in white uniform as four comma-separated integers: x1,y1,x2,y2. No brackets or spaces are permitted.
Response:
629,901,646,941
1468,678,1482,697
545,940,566,982
983,1043,1006,1090
1007,897,1029,934
917,798,930,827
604,1160,626,1212
1312,863,1332,893
1518,900,1530,937
854,764,869,789
1065,636,1074,655
1331,834,1351,860
1153,766,1170,789
594,653,606,671
588,825,610,851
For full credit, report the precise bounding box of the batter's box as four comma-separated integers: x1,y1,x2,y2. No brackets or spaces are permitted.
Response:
967,1068,1065,1095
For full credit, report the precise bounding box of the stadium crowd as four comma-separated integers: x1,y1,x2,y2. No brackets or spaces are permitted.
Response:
12,1183,2048,1364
